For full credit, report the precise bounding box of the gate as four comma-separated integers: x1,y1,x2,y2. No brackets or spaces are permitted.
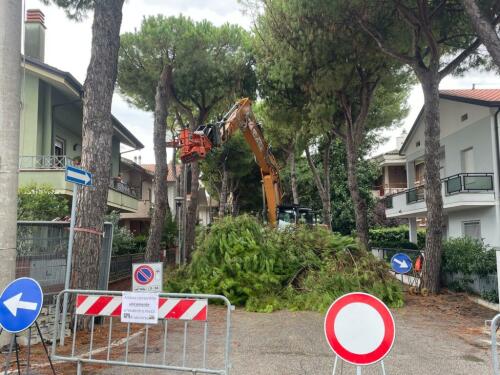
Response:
51,289,233,374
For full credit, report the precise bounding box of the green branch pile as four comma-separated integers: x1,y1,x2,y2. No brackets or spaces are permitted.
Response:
167,215,403,312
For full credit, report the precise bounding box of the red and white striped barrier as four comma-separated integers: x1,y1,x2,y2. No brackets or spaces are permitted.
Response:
76,294,208,321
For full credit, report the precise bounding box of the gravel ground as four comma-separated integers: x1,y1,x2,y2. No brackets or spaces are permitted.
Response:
82,291,494,375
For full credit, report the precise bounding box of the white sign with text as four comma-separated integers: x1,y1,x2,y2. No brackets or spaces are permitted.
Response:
120,292,159,324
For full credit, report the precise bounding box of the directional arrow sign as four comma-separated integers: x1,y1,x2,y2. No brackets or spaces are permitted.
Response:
0,278,43,333
390,253,413,274
4,293,38,317
66,165,92,186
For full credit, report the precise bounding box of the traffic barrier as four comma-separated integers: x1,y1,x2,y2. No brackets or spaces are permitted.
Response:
491,314,500,375
51,289,232,375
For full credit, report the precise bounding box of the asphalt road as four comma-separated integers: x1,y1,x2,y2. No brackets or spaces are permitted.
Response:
86,292,493,375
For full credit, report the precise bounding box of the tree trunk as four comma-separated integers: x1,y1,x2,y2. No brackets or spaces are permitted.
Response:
231,192,240,216
0,2,22,343
218,165,228,217
462,0,500,69
71,0,124,291
305,144,332,230
145,66,171,262
288,149,299,205
345,133,370,251
184,161,200,259
420,73,444,294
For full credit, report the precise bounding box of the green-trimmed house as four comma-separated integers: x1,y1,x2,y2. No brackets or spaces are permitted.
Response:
19,9,144,213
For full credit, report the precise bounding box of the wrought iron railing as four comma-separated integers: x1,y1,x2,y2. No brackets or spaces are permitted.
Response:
19,155,74,169
443,173,494,195
109,179,141,199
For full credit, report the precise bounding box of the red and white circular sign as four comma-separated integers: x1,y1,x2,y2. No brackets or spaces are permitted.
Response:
324,292,395,366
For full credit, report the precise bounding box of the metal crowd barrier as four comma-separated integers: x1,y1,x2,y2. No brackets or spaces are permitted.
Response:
51,289,233,375
491,314,500,375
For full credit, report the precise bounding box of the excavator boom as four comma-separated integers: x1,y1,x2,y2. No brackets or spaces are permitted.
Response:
170,98,316,227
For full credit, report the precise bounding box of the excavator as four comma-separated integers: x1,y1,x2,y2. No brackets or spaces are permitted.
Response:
169,98,320,228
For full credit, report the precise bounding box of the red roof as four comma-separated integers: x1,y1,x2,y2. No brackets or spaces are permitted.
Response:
440,89,500,103
141,163,182,182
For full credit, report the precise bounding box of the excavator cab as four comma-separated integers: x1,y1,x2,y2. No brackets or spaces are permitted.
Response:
277,205,321,228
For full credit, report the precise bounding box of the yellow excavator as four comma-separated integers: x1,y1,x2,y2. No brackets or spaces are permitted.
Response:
170,98,319,228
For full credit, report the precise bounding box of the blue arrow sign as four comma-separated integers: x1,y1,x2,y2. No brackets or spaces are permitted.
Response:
391,253,413,274
66,165,92,186
0,278,43,333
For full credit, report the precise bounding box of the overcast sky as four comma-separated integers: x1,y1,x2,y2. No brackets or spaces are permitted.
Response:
25,0,500,162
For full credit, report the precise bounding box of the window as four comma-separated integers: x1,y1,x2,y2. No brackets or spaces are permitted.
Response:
463,220,481,240
54,137,66,167
461,147,474,173
54,137,65,156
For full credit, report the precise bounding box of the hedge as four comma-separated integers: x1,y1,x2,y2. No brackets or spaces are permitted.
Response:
369,226,425,249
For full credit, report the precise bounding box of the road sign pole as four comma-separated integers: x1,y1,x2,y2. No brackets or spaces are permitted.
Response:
356,366,362,375
60,183,78,345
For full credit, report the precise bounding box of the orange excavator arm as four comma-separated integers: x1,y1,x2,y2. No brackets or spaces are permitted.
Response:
171,98,282,226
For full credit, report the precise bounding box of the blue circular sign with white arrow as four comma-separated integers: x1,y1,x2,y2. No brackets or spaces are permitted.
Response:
390,253,413,274
0,278,43,333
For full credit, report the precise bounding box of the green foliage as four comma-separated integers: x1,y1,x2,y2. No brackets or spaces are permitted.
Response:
369,226,426,250
441,237,496,277
105,211,136,255
167,215,403,311
17,183,69,220
200,133,262,214
118,15,256,117
162,211,177,249
282,140,380,234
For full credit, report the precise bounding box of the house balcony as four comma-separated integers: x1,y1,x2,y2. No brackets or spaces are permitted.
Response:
18,155,139,213
385,173,495,218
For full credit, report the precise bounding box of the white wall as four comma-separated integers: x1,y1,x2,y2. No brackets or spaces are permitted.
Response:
447,207,498,247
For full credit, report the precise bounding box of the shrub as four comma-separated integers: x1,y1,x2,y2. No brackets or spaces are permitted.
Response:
105,211,136,255
18,183,69,220
369,225,425,249
167,215,404,312
441,237,496,276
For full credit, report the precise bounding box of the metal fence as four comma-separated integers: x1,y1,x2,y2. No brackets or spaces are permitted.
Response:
16,221,114,304
51,289,233,375
109,253,145,283
491,314,500,375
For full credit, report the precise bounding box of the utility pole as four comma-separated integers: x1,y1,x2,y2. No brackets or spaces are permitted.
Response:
0,0,22,345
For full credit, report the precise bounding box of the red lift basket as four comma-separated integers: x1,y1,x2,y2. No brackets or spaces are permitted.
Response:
167,129,213,164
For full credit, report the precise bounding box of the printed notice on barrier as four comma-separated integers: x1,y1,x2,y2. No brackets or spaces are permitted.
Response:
121,292,159,324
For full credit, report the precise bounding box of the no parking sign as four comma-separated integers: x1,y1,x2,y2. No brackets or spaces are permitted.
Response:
132,262,163,293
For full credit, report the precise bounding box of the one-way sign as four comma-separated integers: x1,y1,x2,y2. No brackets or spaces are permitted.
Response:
391,253,413,274
0,278,43,333
66,165,92,186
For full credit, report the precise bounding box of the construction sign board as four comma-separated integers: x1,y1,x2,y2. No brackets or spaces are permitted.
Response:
324,292,395,366
121,292,159,324
132,262,163,293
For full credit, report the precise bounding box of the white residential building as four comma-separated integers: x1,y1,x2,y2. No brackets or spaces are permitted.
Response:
384,89,500,247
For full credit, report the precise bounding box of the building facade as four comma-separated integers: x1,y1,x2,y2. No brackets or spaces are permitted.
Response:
384,89,500,248
19,9,144,213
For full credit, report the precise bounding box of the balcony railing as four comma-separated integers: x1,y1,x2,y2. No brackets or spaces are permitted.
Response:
19,155,74,169
443,173,494,195
406,185,425,204
109,179,141,199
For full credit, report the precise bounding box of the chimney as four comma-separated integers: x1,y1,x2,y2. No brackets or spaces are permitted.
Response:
396,130,407,149
25,9,46,62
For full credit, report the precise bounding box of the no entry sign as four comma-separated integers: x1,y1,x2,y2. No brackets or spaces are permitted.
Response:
324,292,395,366
132,262,163,293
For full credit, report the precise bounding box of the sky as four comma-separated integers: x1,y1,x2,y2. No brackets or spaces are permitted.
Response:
24,0,500,162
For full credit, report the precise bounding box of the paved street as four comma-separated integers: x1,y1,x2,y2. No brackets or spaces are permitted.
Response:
85,292,493,375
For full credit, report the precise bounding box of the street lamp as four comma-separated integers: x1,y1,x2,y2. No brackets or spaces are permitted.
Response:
175,196,185,265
